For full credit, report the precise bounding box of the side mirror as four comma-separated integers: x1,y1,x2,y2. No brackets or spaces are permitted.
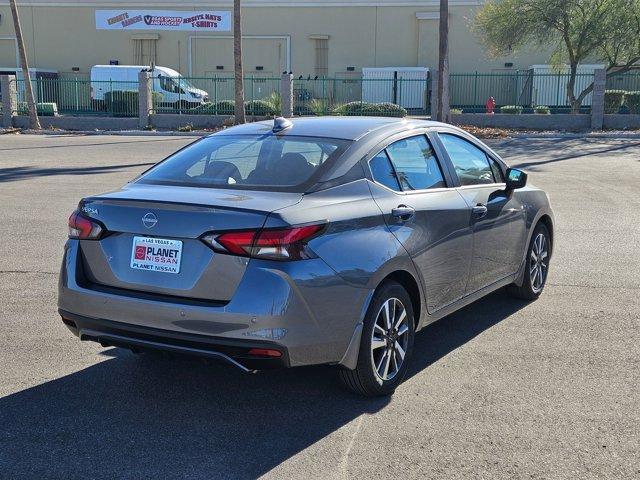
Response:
505,168,527,190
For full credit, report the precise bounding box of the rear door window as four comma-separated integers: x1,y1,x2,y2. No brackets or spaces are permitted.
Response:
369,151,402,191
384,135,445,191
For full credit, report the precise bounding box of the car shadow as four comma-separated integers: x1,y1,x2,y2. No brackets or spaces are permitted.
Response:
0,290,528,479
0,163,155,182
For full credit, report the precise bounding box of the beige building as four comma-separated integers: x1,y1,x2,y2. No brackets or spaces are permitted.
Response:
0,0,553,79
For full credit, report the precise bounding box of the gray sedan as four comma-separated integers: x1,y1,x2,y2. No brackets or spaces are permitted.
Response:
58,117,554,396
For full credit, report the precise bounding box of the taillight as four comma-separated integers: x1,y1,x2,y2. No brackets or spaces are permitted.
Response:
202,224,324,261
68,210,104,240
247,348,282,358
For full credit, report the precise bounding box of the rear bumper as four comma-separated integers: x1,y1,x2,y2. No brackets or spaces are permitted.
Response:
59,309,289,370
58,240,372,368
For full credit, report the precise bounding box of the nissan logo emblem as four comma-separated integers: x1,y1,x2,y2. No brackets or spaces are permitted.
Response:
142,212,158,229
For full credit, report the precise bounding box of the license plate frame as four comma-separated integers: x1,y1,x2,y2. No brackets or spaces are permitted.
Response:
130,236,183,274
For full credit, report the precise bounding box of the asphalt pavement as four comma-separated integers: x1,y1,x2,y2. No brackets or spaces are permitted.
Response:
0,133,638,479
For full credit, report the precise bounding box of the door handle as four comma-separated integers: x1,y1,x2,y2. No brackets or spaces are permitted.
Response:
392,205,415,220
472,204,488,217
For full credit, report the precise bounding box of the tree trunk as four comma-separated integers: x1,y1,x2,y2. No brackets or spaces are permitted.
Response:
566,62,580,114
436,0,450,123
9,0,40,129
233,0,246,124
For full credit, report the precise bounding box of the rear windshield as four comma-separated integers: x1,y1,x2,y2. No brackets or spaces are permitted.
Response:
137,134,351,191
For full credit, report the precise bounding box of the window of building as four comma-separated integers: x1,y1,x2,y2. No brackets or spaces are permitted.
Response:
314,38,329,77
132,38,157,66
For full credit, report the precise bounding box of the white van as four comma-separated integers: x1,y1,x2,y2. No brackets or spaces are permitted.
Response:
90,65,209,107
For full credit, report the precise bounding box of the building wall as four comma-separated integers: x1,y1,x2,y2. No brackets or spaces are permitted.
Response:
0,1,552,77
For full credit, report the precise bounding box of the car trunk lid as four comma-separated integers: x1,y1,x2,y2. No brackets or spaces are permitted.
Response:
77,184,301,302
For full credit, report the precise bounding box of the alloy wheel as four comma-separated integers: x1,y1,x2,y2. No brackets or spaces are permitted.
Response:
530,232,549,293
370,298,410,381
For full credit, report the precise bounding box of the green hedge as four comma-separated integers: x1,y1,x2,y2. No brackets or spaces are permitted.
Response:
332,101,407,117
624,91,640,114
188,100,278,116
245,100,279,116
103,90,163,117
17,102,58,117
604,90,625,114
188,101,233,115
500,105,523,114
534,105,551,114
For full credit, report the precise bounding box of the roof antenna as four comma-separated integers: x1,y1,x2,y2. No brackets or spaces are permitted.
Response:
273,117,293,133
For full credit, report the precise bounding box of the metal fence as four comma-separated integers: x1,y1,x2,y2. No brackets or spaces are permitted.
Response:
450,72,597,113
605,72,640,92
152,76,281,114
292,77,430,116
10,71,640,118
15,77,139,117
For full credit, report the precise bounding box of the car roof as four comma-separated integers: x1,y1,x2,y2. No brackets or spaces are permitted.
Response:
212,116,454,141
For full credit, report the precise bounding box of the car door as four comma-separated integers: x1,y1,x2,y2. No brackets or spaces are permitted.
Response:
436,131,528,294
366,133,474,313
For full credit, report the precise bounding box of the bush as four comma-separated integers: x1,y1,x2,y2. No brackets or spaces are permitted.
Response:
500,105,523,114
604,90,625,114
189,100,234,115
308,99,330,116
624,91,640,114
333,101,407,117
375,102,408,117
17,102,58,117
265,92,282,114
104,90,137,116
213,100,236,115
245,99,278,116
534,105,551,114
333,101,378,116
187,99,277,116
450,108,463,115
103,90,163,117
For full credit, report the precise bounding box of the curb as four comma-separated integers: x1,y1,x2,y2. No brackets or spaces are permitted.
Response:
5,127,640,140
507,132,640,139
17,129,209,137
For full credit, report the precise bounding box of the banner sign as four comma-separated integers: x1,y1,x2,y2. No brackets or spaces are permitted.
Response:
96,10,231,31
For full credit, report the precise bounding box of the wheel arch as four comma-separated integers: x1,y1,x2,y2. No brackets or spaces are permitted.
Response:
379,270,422,330
338,268,423,371
514,212,554,287
537,214,554,255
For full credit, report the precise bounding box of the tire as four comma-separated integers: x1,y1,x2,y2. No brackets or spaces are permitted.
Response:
338,281,415,397
508,223,551,300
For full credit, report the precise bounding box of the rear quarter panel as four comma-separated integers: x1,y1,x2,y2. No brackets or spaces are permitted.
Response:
266,178,425,327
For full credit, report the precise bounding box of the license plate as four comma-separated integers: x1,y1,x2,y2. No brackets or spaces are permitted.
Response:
130,236,182,274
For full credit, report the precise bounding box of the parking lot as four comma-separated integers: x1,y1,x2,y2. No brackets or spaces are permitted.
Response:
0,133,638,479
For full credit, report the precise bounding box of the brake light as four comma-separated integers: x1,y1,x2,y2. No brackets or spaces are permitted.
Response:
68,210,104,240
247,348,282,358
202,224,324,261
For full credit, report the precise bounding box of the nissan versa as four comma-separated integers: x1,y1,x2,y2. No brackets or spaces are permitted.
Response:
58,117,554,396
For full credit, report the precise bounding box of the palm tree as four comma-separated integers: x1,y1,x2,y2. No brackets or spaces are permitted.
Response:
233,0,246,124
436,0,450,123
9,0,40,129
